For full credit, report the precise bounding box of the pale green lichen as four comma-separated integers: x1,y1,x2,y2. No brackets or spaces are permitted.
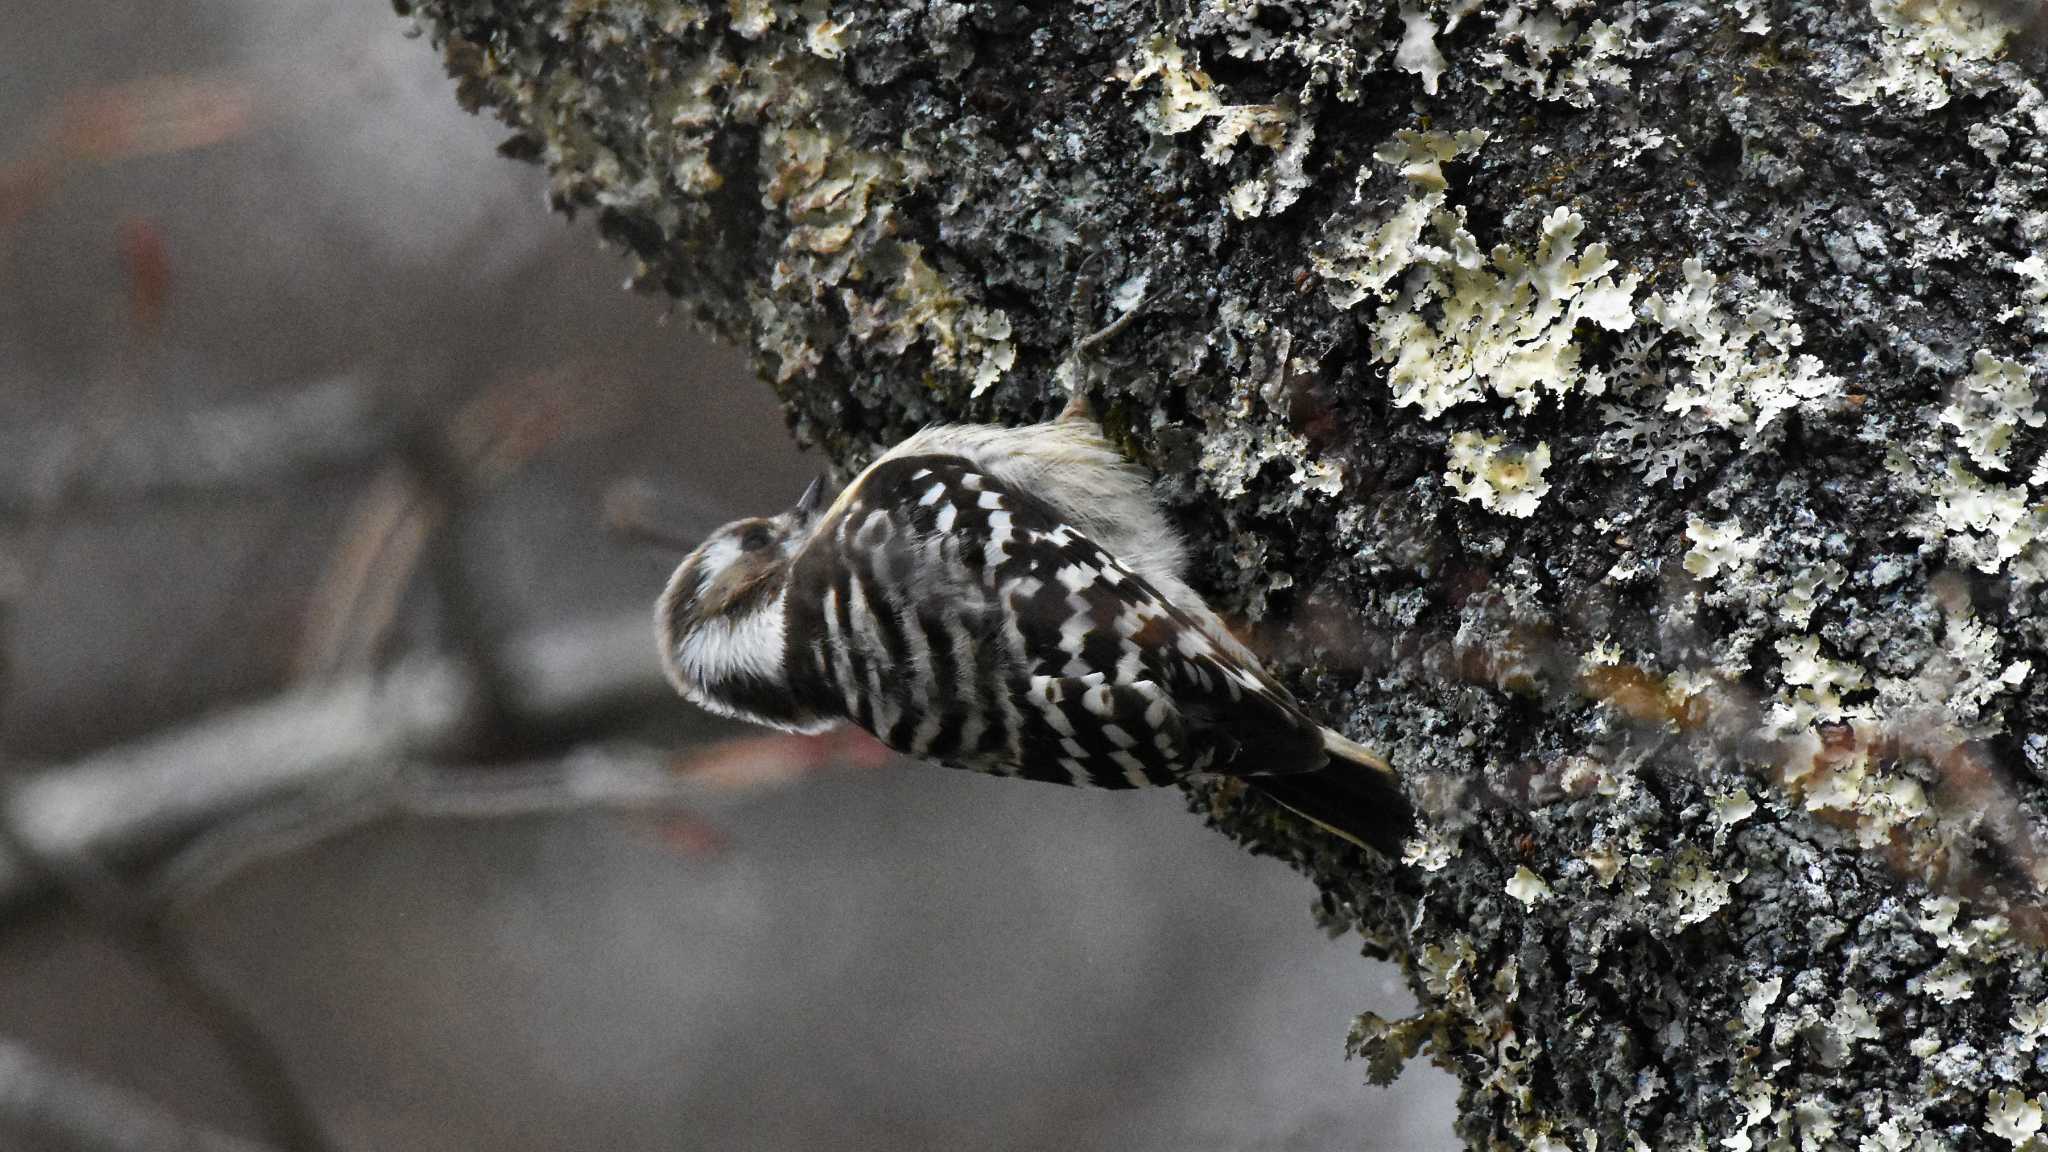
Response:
1721,1083,1775,1152
1324,129,1842,498
1506,864,1553,906
1401,827,1459,872
1468,1,1639,108
1770,634,1869,732
1779,560,1847,629
1445,432,1553,518
1664,851,1734,927
1317,130,1639,419
2014,998,2048,1053
1314,129,1487,308
1374,204,1638,418
2006,252,2048,336
1711,789,1758,831
1737,975,1783,1039
759,128,1017,395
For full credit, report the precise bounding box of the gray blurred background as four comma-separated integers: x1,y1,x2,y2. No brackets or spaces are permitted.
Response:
0,3,1455,1149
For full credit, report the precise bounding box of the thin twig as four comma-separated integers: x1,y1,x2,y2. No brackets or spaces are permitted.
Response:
147,732,891,910
1071,283,1165,358
149,746,701,908
292,464,436,680
0,806,334,1152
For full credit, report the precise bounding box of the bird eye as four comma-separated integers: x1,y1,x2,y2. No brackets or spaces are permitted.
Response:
739,524,774,553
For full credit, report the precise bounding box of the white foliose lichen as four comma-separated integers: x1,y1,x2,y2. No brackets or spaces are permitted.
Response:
1446,432,1553,518
1770,635,1869,734
1865,611,2033,761
1985,1088,2046,1148
1319,131,1848,511
1315,129,1487,309
1779,559,1849,629
1921,458,2046,575
2012,999,2048,1054
1840,0,2019,111
1683,517,1763,582
1860,1109,1946,1152
1712,789,1758,830
754,128,1016,395
2004,252,2048,337
1402,827,1459,872
1379,206,1641,418
1665,852,1734,927
1722,1084,1775,1152
1647,261,1842,446
1395,5,1450,95
1940,350,2042,473
1821,988,1884,1066
1736,975,1782,1039
838,240,1016,397
1316,130,1641,419
1118,35,1316,218
1471,1,1640,108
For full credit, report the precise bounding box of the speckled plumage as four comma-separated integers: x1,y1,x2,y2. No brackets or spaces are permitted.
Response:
659,413,1409,849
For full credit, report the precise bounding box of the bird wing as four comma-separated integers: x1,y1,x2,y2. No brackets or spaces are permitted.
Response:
796,451,1329,787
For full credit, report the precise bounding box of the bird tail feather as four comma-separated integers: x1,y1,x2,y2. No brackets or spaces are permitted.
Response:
1248,730,1413,857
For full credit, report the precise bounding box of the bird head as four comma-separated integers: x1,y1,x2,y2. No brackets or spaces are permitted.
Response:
656,476,827,711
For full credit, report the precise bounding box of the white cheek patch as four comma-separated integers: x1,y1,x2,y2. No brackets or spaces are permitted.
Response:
699,537,742,576
674,590,788,694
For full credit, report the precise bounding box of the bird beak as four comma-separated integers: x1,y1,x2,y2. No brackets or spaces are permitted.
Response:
794,474,827,520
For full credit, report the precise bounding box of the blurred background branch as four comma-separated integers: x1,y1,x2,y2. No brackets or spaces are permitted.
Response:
0,1036,280,1152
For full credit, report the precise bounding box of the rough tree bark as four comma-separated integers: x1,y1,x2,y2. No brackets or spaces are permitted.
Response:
399,0,2048,1146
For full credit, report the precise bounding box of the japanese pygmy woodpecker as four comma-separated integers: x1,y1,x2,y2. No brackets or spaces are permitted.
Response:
656,397,1413,854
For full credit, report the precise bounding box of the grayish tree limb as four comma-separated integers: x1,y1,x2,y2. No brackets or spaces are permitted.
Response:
0,610,670,908
0,376,386,519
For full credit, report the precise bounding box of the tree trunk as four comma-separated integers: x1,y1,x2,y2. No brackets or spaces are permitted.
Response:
399,0,2048,1145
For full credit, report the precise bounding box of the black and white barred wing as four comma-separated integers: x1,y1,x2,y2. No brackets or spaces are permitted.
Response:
788,454,1328,789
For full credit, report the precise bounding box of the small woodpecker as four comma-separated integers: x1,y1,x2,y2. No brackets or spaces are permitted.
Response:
656,398,1413,854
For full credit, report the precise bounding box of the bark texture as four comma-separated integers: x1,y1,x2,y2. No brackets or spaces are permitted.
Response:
401,0,2048,1146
